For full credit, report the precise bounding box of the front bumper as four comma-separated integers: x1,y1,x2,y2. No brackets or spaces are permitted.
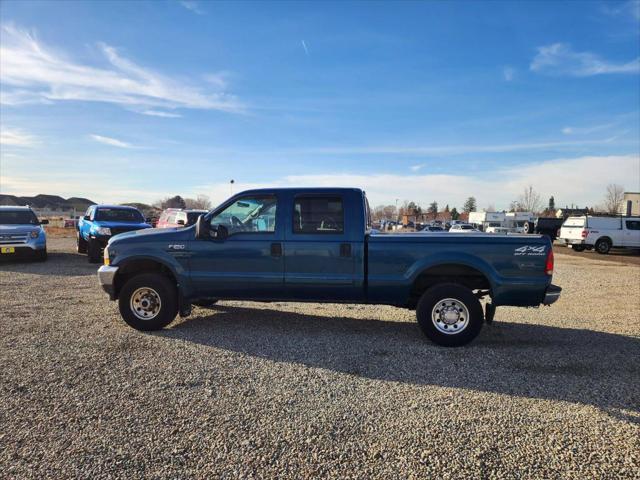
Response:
98,265,119,299
90,235,111,248
543,284,562,305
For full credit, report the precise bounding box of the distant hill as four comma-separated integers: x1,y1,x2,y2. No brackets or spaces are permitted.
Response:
0,194,96,211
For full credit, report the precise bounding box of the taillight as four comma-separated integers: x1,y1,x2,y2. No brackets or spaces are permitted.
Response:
545,249,554,276
581,229,588,238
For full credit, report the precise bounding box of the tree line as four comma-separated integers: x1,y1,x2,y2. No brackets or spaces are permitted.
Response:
371,183,626,222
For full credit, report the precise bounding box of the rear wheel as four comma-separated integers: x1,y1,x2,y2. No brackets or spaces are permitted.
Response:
118,273,178,331
416,283,484,347
595,238,611,254
87,240,101,263
77,232,88,254
571,245,586,252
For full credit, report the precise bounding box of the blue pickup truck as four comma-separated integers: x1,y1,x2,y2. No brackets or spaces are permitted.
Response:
98,188,560,346
78,204,151,263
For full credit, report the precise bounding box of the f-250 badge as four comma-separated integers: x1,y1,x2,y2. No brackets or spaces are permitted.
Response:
514,245,546,256
168,244,185,250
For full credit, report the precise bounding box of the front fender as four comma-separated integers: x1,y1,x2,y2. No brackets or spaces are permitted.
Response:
112,249,194,299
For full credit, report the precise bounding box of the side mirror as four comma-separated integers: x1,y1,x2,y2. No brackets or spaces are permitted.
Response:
40,219,49,225
210,224,229,241
195,215,209,239
176,219,185,226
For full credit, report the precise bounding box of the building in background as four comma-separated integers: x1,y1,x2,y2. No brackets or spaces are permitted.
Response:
620,192,640,216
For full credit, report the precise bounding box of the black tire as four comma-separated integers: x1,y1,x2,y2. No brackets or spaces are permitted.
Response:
77,232,88,254
595,238,611,255
35,248,47,262
87,240,101,263
416,283,484,347
523,222,533,234
571,245,586,252
118,273,178,331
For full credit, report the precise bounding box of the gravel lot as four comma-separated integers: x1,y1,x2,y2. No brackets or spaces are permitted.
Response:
1,237,639,479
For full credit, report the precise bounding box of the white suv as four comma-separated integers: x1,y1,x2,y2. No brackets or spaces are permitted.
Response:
559,215,640,254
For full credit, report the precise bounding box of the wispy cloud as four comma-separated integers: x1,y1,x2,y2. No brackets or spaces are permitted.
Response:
179,1,205,15
410,164,425,172
602,0,640,21
531,43,640,76
301,40,309,56
502,66,515,81
0,127,37,147
0,24,242,112
141,110,182,118
561,123,616,135
90,134,133,148
278,137,628,157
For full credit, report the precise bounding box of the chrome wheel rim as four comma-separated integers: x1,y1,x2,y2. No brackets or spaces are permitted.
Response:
431,298,469,335
130,287,162,320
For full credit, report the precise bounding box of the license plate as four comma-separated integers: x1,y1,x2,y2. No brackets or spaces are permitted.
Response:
1,247,15,254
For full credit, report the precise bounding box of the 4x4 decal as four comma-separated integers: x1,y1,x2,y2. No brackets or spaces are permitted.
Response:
514,245,546,256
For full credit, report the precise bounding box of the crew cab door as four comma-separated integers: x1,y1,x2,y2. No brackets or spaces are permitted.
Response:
282,191,365,301
188,193,284,299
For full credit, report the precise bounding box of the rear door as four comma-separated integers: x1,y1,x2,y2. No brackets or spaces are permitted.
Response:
282,190,365,301
624,220,640,247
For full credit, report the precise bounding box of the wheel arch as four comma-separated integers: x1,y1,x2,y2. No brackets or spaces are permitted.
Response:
113,257,178,300
409,262,492,308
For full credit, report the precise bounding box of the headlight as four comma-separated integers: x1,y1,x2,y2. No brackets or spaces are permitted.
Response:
96,227,111,236
30,230,40,238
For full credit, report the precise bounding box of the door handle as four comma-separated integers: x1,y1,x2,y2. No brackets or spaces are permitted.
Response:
270,242,282,257
340,243,351,257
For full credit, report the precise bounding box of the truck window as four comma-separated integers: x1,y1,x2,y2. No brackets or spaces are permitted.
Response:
626,220,640,230
293,196,344,234
210,196,277,234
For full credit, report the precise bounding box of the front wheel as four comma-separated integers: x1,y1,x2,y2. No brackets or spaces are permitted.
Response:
87,240,101,263
118,273,178,331
35,248,47,262
416,283,484,347
77,232,88,254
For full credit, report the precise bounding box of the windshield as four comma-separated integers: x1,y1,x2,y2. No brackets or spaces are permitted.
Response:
95,208,144,223
0,210,40,225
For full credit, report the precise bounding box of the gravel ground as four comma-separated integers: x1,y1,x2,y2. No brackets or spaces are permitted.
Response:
1,238,639,479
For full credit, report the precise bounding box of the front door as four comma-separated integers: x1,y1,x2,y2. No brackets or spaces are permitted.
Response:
188,194,284,299
283,193,363,301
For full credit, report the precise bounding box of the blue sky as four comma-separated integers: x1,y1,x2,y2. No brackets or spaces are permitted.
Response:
1,0,639,209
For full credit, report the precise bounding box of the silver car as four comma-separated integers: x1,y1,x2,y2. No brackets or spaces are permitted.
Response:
0,206,48,261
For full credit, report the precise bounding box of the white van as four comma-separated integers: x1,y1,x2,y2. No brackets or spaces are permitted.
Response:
559,216,640,254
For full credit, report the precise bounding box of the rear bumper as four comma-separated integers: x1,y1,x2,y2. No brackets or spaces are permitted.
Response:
543,284,562,305
562,238,584,246
98,265,119,299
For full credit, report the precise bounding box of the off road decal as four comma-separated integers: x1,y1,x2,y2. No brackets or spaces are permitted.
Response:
514,245,546,256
